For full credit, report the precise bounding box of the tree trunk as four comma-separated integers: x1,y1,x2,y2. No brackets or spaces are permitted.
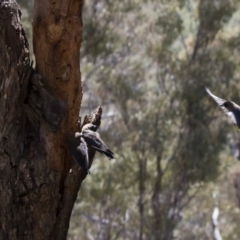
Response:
0,0,88,239
138,156,146,240
151,155,163,239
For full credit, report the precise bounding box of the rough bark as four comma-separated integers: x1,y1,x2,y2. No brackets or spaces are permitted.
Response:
0,0,92,239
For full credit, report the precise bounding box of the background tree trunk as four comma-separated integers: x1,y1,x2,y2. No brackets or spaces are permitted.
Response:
0,0,85,239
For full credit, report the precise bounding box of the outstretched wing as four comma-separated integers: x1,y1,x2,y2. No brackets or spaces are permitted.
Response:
205,87,228,113
205,87,237,125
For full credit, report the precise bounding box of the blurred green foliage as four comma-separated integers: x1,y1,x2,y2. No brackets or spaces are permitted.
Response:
18,0,240,239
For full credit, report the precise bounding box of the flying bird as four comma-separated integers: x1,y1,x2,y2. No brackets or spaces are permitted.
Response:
76,123,114,160
205,87,240,129
68,135,90,174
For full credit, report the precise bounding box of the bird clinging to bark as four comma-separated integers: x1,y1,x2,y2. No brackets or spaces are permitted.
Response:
205,87,240,129
75,123,114,160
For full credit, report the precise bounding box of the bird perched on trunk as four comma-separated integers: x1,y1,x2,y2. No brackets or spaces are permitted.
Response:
205,87,240,129
75,123,114,160
68,135,90,174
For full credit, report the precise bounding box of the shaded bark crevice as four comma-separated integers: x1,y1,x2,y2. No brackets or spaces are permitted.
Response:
22,69,68,133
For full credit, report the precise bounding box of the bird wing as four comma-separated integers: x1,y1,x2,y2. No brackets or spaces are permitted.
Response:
67,134,90,173
228,112,237,125
73,139,89,173
81,130,114,157
82,131,107,150
205,87,237,124
205,87,227,112
78,138,89,161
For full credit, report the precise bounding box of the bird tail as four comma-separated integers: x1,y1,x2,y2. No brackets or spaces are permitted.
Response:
92,146,114,160
104,149,114,160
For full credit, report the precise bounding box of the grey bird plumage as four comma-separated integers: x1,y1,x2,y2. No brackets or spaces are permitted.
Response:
205,87,240,128
77,138,90,174
68,135,90,174
76,123,114,160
